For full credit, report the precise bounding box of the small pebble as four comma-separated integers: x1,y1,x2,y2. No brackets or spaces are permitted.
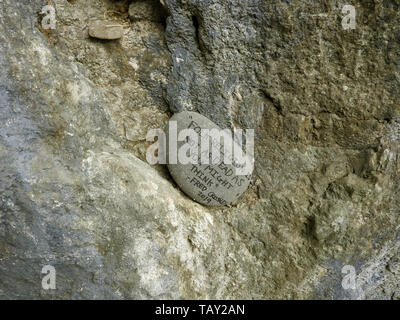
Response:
88,20,123,40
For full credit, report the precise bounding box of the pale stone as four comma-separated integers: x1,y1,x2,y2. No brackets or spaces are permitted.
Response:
88,20,123,40
165,111,253,206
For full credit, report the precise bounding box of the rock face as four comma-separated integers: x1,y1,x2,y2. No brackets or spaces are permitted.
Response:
0,0,399,299
129,0,168,23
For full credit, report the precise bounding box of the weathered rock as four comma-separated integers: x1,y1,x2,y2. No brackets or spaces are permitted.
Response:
0,0,399,300
129,0,168,23
165,111,252,206
88,20,123,40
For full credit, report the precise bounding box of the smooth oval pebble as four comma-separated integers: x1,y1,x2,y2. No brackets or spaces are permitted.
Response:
165,111,253,206
88,20,124,40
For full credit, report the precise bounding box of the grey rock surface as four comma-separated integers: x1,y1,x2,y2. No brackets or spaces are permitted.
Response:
129,0,168,23
0,0,399,299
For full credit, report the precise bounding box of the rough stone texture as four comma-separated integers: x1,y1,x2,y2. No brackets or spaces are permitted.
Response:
88,20,124,40
129,0,168,23
0,0,399,299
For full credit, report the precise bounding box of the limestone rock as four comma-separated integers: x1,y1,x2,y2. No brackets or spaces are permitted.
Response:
0,0,399,300
128,0,168,23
